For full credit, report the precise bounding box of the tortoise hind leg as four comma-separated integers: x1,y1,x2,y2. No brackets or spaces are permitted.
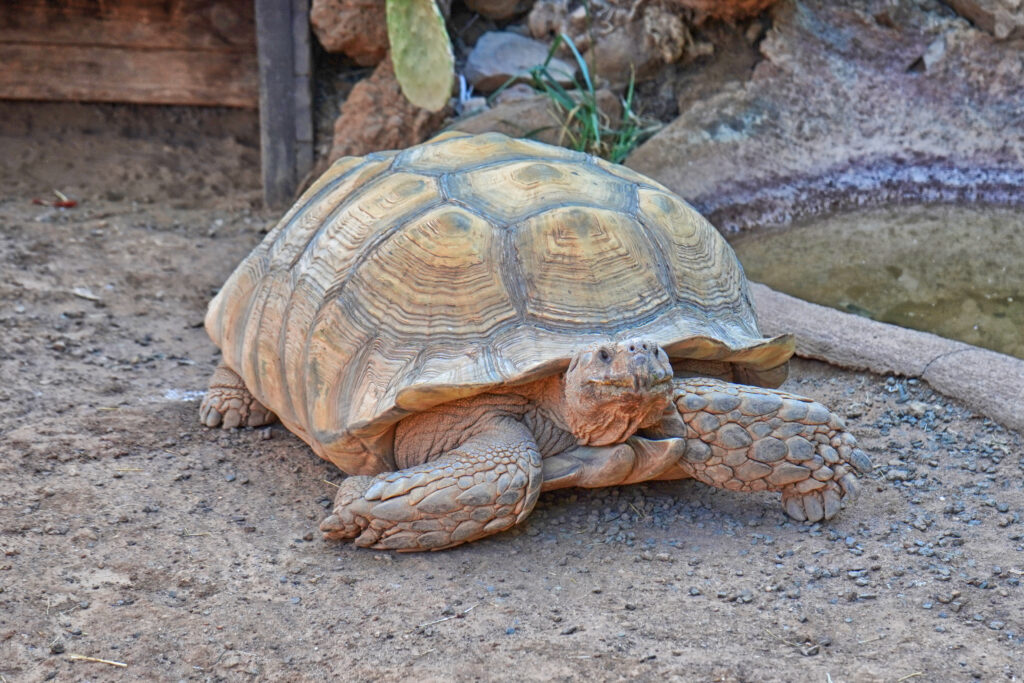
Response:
321,421,543,551
199,362,276,429
645,378,872,523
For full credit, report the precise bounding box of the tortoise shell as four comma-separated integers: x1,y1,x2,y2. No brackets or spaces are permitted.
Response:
205,132,793,474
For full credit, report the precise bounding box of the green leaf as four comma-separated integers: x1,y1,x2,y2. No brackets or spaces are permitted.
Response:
386,0,454,112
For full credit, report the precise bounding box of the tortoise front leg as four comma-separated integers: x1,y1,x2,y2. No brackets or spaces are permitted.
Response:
541,437,687,491
320,419,543,551
643,378,873,522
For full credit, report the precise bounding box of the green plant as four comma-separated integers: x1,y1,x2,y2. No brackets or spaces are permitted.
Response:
494,33,661,163
386,0,454,112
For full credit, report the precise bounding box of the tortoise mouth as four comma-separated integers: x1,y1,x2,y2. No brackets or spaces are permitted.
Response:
586,370,672,391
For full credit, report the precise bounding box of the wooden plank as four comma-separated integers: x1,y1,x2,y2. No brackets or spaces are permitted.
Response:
0,43,258,107
256,0,298,207
292,0,314,184
0,0,255,51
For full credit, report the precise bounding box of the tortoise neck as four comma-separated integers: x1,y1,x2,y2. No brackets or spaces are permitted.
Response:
513,375,572,433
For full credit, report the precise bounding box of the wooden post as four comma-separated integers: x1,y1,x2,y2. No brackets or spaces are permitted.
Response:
255,0,313,209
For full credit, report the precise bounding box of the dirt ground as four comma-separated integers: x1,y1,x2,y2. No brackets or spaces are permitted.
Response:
1,102,1023,682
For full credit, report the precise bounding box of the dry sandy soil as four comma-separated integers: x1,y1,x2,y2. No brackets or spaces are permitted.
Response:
1,102,1023,682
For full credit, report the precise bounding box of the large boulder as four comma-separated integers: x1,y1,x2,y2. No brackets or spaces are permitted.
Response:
310,0,388,66
626,0,1024,232
329,59,448,161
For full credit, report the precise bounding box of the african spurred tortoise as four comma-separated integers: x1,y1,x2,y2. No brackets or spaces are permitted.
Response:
200,132,872,551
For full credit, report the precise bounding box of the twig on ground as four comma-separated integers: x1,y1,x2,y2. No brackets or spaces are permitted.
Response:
896,673,924,682
68,654,128,668
413,603,479,631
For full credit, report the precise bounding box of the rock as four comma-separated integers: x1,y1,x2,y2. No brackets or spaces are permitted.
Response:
310,0,388,66
946,0,1024,40
626,0,1024,233
527,0,689,86
750,283,1024,436
586,4,688,86
465,0,534,20
464,32,576,93
449,89,621,147
329,59,449,161
450,95,561,142
674,0,779,22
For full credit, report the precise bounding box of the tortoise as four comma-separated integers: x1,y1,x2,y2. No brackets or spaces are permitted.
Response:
200,131,872,551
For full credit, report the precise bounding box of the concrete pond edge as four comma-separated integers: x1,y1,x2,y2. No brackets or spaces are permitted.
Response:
750,283,1024,434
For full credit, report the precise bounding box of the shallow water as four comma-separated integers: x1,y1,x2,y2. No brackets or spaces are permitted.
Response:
730,205,1024,359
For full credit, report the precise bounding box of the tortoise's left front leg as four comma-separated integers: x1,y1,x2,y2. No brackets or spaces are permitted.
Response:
643,378,873,522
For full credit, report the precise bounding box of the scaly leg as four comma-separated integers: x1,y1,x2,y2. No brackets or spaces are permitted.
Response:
643,378,873,523
320,420,543,551
541,437,687,491
199,362,276,429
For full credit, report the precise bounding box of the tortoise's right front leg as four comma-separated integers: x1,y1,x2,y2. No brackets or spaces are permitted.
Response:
320,419,543,551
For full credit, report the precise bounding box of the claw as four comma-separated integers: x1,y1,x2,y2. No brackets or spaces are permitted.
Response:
222,409,242,430
202,408,222,428
319,514,343,532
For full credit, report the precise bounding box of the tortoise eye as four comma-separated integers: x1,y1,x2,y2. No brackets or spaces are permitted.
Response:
598,348,611,363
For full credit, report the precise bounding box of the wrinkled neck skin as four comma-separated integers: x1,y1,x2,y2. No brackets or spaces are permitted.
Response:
514,375,573,433
514,374,669,447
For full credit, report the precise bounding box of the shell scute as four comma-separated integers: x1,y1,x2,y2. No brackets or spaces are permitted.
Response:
446,159,633,224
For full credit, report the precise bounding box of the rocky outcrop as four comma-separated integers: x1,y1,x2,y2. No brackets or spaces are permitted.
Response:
329,59,448,160
626,0,1024,232
946,0,1024,39
310,0,388,66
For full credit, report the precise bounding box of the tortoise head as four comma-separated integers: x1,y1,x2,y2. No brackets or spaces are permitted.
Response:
563,339,674,446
